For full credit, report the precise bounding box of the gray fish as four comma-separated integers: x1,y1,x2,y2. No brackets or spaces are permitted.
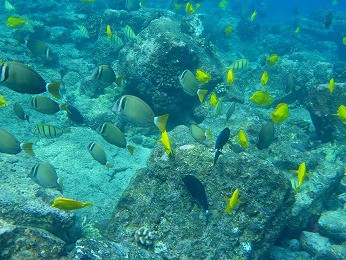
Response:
226,102,235,121
257,122,274,150
13,102,29,122
126,0,143,11
31,96,67,115
179,70,208,103
90,65,125,87
96,122,135,155
112,95,169,133
190,124,212,143
0,128,34,156
29,162,63,191
34,124,71,138
0,61,61,99
87,142,113,168
25,39,53,61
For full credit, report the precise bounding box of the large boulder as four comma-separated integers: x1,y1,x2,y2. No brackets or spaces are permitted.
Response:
104,126,294,259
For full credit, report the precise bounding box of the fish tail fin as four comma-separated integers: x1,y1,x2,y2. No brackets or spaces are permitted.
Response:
63,128,72,134
127,145,135,155
57,178,64,192
83,202,93,207
213,149,223,166
197,89,208,103
154,114,169,133
24,114,29,122
20,142,35,156
106,162,113,169
206,129,212,140
116,74,126,87
60,103,68,112
47,82,61,99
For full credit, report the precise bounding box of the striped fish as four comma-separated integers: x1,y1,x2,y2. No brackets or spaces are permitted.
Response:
108,34,123,48
76,24,89,38
229,59,249,71
123,25,137,40
34,124,71,138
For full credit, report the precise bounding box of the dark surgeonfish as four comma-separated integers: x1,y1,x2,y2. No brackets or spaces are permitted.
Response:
112,95,169,133
87,141,113,169
183,175,209,224
257,122,275,150
214,127,230,165
90,65,125,87
324,12,333,29
13,102,29,122
0,128,34,156
25,39,58,63
66,104,85,124
31,96,68,115
0,61,61,99
29,162,63,192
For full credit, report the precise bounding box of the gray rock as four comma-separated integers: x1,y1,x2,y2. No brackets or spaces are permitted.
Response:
279,238,301,252
318,210,346,242
329,244,346,259
300,231,331,257
104,127,295,259
0,219,65,259
67,238,160,260
269,246,310,260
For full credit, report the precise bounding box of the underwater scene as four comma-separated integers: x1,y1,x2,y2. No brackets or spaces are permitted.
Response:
0,0,345,259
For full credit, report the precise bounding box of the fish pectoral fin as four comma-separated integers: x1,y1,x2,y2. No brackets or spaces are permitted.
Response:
20,142,35,156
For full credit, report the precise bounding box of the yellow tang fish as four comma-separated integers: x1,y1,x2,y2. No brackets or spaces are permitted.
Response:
333,105,346,124
157,130,172,154
52,198,93,210
267,54,278,67
209,92,219,107
295,26,300,35
172,3,182,12
227,68,235,86
225,24,232,37
271,103,290,123
250,10,257,22
327,78,335,94
238,130,248,148
0,95,9,107
249,91,273,106
6,16,26,28
343,37,346,45
196,69,211,84
186,2,195,15
106,25,112,37
219,0,228,9
261,71,269,86
224,189,239,214
290,162,307,192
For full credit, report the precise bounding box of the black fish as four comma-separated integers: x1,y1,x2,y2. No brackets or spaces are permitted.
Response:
257,122,274,150
183,175,209,224
214,127,230,165
66,104,85,124
324,12,333,29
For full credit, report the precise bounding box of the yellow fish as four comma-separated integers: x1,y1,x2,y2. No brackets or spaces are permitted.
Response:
271,103,290,123
52,198,93,210
6,16,26,28
0,95,9,107
224,189,239,214
294,26,300,35
327,78,335,94
266,54,279,67
261,71,269,86
157,130,172,154
186,2,195,15
209,92,219,107
333,105,346,124
172,3,182,12
106,25,112,37
290,162,307,192
250,10,257,22
219,0,228,9
343,37,346,45
249,91,273,106
196,69,211,84
237,130,248,148
225,24,232,37
227,68,235,86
